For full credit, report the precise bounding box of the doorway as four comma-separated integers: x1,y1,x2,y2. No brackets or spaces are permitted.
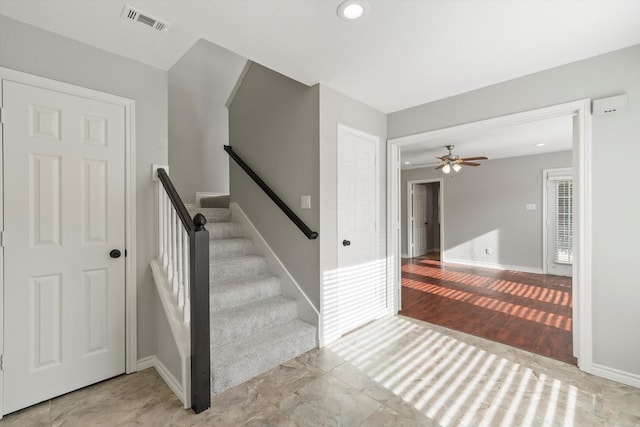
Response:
408,180,442,260
0,68,137,417
387,99,593,371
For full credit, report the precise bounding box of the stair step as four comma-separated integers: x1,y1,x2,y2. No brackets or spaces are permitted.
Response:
210,255,266,282
206,222,243,239
187,207,230,223
210,275,281,312
211,296,298,347
211,319,317,394
209,238,254,259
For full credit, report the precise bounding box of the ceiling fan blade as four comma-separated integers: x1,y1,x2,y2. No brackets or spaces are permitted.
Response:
460,156,488,161
435,164,445,170
436,156,447,160
460,161,481,166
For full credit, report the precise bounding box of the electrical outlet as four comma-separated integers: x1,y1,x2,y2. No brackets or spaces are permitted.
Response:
485,248,492,255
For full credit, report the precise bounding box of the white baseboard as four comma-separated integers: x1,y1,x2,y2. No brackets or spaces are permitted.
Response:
401,253,409,258
137,356,186,404
443,257,544,274
592,363,640,389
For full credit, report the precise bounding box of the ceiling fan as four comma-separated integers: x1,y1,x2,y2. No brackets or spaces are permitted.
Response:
435,145,488,173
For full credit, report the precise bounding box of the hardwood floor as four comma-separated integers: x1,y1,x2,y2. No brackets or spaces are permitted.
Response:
399,256,577,365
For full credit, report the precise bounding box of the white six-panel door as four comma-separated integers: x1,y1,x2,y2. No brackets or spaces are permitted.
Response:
2,80,126,414
336,125,384,336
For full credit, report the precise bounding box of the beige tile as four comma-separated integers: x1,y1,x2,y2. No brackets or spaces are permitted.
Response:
329,362,396,403
360,403,438,427
250,358,325,407
295,347,345,372
278,374,381,427
601,380,640,426
0,401,50,427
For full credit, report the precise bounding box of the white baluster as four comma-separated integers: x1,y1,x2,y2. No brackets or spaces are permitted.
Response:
176,217,184,311
157,183,164,260
162,193,170,270
183,229,191,324
170,208,179,296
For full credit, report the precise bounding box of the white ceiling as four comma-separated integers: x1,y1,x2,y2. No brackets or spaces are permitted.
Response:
2,1,640,114
400,115,574,170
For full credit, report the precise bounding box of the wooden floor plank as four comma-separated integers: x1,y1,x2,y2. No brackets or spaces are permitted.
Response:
400,256,576,365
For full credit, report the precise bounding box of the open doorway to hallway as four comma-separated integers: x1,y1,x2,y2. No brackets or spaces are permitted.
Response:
396,113,577,365
407,180,442,261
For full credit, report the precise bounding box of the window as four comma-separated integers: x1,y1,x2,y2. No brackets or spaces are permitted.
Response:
555,180,573,264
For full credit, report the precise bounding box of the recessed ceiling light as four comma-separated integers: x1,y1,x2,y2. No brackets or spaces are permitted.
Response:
337,0,368,21
535,143,545,147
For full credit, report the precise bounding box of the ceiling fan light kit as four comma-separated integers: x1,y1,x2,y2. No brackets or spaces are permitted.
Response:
436,145,487,174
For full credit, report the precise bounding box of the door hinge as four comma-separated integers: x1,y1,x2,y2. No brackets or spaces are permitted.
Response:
1,354,3,371
0,106,3,123
0,230,4,247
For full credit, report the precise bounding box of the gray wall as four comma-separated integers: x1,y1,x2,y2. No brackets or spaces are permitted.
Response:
389,44,640,377
228,63,320,308
0,15,167,363
401,152,572,269
168,39,247,204
318,84,387,343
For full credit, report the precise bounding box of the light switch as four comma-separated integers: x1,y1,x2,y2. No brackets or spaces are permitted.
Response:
301,195,311,209
525,203,536,211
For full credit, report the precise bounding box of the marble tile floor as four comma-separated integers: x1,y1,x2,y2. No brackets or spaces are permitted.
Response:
2,316,639,426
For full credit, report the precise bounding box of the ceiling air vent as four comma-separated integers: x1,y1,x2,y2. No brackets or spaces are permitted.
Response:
121,5,170,32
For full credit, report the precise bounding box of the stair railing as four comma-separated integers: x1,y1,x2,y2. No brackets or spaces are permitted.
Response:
155,168,210,413
224,145,318,239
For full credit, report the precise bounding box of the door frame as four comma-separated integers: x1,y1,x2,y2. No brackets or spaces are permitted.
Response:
0,67,137,417
407,179,443,259
387,99,593,372
542,167,573,276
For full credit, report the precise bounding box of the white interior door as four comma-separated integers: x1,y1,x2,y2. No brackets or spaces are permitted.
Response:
2,80,126,414
412,184,427,257
337,125,383,336
546,170,573,277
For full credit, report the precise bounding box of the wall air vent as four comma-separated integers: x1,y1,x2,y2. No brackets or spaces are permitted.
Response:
121,5,170,32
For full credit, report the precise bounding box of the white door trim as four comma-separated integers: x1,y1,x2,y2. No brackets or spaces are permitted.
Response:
387,99,593,373
406,179,443,259
0,67,137,417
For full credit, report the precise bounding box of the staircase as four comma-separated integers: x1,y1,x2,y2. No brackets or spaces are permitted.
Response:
188,206,317,395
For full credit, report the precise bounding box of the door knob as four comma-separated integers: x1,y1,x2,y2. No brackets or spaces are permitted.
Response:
342,239,351,247
110,249,122,259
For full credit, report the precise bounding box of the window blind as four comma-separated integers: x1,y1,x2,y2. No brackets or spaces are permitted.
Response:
555,180,573,264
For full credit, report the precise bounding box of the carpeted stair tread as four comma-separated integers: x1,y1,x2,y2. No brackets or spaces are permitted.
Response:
211,319,317,394
211,296,298,347
210,275,281,312
205,222,243,239
209,238,254,259
187,207,231,223
209,255,267,282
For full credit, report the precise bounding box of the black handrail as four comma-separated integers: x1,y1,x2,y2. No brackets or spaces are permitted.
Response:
156,168,211,414
157,168,195,232
224,145,319,240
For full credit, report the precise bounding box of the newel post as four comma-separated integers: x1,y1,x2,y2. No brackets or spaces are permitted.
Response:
190,213,210,413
